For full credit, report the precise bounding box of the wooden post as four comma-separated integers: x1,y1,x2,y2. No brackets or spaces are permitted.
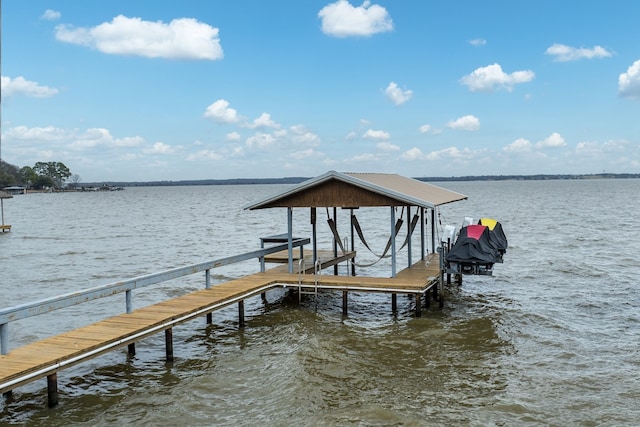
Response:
47,373,59,408
415,294,422,317
391,293,397,313
333,207,339,276
206,313,213,324
261,292,268,303
128,343,136,356
165,328,174,362
238,300,245,328
342,291,348,316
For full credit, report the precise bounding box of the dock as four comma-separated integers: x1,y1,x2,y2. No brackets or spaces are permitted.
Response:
1,171,467,408
1,250,441,407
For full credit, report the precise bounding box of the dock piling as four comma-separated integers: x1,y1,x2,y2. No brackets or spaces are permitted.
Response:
47,373,58,408
165,328,174,362
238,300,245,328
342,291,348,316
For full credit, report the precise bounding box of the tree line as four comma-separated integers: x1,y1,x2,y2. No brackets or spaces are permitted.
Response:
0,160,79,190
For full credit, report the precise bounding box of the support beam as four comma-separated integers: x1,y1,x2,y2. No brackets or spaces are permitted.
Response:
420,208,426,259
165,328,174,362
391,293,397,313
333,207,338,276
128,343,136,356
407,206,412,268
342,291,348,316
415,294,422,317
431,209,436,253
206,313,212,324
47,373,58,408
287,207,293,274
350,209,356,276
238,300,245,328
391,207,397,278
311,207,318,266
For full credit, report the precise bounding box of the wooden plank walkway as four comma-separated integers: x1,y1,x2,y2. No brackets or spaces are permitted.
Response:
0,253,441,399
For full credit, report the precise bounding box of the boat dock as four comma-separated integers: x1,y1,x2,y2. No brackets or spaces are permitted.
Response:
1,246,441,408
1,171,467,408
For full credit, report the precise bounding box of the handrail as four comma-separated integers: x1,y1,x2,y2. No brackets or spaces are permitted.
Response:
0,238,309,354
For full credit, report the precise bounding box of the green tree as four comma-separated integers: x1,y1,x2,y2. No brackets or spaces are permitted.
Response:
0,160,21,187
33,175,55,190
19,166,38,189
33,161,72,190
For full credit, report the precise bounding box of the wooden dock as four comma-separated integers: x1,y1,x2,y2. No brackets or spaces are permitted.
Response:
0,252,441,407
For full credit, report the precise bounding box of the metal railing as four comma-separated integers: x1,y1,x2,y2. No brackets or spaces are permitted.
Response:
0,238,310,354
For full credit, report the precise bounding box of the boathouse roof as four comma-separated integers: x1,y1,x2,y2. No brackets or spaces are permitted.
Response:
245,170,467,210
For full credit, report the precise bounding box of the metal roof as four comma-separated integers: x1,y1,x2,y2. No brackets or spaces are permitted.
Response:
244,170,467,210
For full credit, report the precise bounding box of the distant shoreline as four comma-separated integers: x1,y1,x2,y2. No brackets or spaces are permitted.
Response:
81,173,640,188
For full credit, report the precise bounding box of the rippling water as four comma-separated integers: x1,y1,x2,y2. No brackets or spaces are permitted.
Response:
1,179,639,426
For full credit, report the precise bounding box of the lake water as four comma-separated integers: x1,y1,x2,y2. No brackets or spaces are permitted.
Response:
1,179,639,426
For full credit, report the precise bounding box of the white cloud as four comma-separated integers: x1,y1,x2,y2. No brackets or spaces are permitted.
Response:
401,146,484,162
419,124,432,134
1,75,59,98
203,99,240,124
363,129,390,141
4,125,68,141
446,115,480,131
41,9,61,21
290,125,321,146
349,152,377,162
143,142,176,154
376,141,400,151
70,128,144,149
503,138,532,153
318,0,393,38
460,63,535,92
246,112,280,129
545,43,613,62
55,15,223,60
619,60,640,100
290,148,323,160
226,131,241,141
385,82,412,105
246,132,277,149
187,150,223,161
401,147,424,161
535,132,566,149
418,124,441,135
469,38,486,46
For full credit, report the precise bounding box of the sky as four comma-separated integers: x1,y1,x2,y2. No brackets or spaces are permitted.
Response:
1,1,639,182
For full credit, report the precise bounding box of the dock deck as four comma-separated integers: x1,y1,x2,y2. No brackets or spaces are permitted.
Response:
0,253,441,404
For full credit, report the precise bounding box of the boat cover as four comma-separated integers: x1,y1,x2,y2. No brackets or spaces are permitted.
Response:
445,224,497,264
479,218,508,257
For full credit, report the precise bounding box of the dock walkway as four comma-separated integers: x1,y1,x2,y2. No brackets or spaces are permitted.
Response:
1,253,441,406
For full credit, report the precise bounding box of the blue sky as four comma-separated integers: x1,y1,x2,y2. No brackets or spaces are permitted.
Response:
2,1,639,182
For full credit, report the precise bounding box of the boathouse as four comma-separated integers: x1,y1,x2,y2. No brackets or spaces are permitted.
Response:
245,170,467,278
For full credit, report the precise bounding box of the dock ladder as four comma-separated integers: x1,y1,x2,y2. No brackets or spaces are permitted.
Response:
298,259,321,304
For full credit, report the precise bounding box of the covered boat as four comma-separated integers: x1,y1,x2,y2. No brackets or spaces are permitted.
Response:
478,218,508,262
445,224,497,275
